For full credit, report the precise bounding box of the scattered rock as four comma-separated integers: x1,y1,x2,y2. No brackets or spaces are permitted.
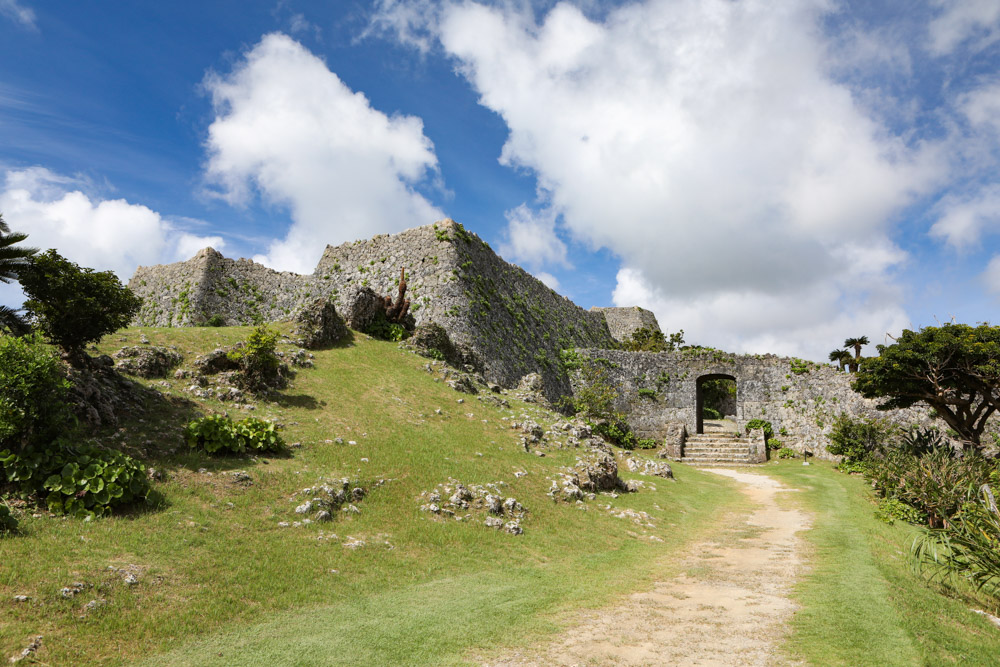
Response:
112,346,182,378
84,598,106,612
342,285,382,330
193,349,239,375
624,457,674,479
8,635,42,664
292,297,349,349
12,595,29,603
60,582,87,599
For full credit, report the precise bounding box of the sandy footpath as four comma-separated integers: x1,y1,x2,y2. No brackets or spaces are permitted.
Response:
484,469,811,666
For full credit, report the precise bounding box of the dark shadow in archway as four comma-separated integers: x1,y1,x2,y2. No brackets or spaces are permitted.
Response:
696,374,737,434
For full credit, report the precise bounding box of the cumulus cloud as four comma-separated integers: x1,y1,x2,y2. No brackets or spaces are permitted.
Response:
498,204,569,270
984,255,1000,295
929,186,1000,249
382,0,939,358
203,32,444,273
535,271,560,290
0,167,223,297
928,0,1000,55
0,0,36,30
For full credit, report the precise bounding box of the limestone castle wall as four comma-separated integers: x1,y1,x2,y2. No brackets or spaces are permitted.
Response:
590,307,661,343
568,348,932,460
129,219,616,396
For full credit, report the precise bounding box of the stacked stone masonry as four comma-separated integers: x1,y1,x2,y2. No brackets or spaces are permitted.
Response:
589,306,661,343
568,348,933,461
130,220,616,400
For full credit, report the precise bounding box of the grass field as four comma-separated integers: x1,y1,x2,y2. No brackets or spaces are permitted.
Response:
1,326,745,665
766,461,1000,666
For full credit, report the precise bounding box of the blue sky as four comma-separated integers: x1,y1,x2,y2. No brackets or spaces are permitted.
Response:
1,0,999,361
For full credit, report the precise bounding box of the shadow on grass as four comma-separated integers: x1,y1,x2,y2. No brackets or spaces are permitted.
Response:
273,393,325,409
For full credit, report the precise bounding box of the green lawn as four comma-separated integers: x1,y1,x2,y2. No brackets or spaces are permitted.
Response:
766,460,1000,666
1,327,743,665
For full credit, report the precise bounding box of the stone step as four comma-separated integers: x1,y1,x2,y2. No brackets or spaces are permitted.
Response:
683,449,754,455
682,454,756,462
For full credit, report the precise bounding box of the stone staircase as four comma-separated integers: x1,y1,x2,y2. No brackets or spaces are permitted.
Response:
681,431,763,465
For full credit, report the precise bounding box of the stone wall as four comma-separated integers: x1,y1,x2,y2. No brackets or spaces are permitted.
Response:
590,306,661,343
568,348,933,460
130,219,617,399
130,248,314,327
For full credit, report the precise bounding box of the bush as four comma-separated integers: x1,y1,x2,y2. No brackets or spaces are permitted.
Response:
777,446,798,459
703,406,722,419
620,326,685,352
914,485,1000,593
0,502,16,533
744,418,774,441
874,496,926,525
0,334,73,454
204,315,225,327
185,415,286,454
228,325,284,392
19,250,142,362
767,438,784,451
364,312,409,342
868,447,991,528
826,414,895,467
0,441,155,519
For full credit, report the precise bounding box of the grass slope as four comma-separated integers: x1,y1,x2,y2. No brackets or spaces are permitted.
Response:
1,326,741,665
766,461,1000,666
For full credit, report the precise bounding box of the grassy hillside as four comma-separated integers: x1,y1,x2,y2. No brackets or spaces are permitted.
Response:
1,326,744,665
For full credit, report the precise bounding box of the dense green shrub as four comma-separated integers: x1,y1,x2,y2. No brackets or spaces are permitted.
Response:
702,406,722,419
826,414,895,468
185,415,286,454
914,485,1000,594
767,438,784,451
0,502,16,533
364,312,409,342
592,416,657,450
0,441,155,518
868,447,991,528
744,418,774,441
874,496,927,525
777,446,798,459
0,334,73,454
19,250,142,363
620,327,684,352
228,325,284,392
204,315,225,327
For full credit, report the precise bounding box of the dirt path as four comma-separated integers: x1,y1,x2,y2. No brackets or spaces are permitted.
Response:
484,469,811,666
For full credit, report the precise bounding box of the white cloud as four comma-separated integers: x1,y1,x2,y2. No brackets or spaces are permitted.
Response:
984,255,1000,294
416,0,939,357
366,0,439,54
535,271,560,290
203,32,444,273
0,167,224,306
0,0,36,30
612,264,907,361
929,186,1000,249
498,204,569,270
928,0,1000,55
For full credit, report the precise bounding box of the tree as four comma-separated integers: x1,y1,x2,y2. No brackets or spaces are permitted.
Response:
843,336,869,372
828,349,853,372
852,323,1000,447
19,250,142,365
0,213,38,335
621,327,684,352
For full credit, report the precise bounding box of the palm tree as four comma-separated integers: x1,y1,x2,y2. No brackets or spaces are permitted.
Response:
829,349,853,372
843,336,869,372
0,213,38,335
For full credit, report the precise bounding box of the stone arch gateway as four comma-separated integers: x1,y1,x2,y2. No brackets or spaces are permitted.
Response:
695,373,738,434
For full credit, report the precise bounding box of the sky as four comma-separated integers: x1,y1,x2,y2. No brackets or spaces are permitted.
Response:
1,0,999,362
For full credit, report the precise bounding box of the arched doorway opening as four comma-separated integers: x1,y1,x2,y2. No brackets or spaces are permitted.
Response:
696,374,737,434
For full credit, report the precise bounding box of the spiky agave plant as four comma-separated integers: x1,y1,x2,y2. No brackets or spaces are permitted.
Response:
912,484,1000,595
